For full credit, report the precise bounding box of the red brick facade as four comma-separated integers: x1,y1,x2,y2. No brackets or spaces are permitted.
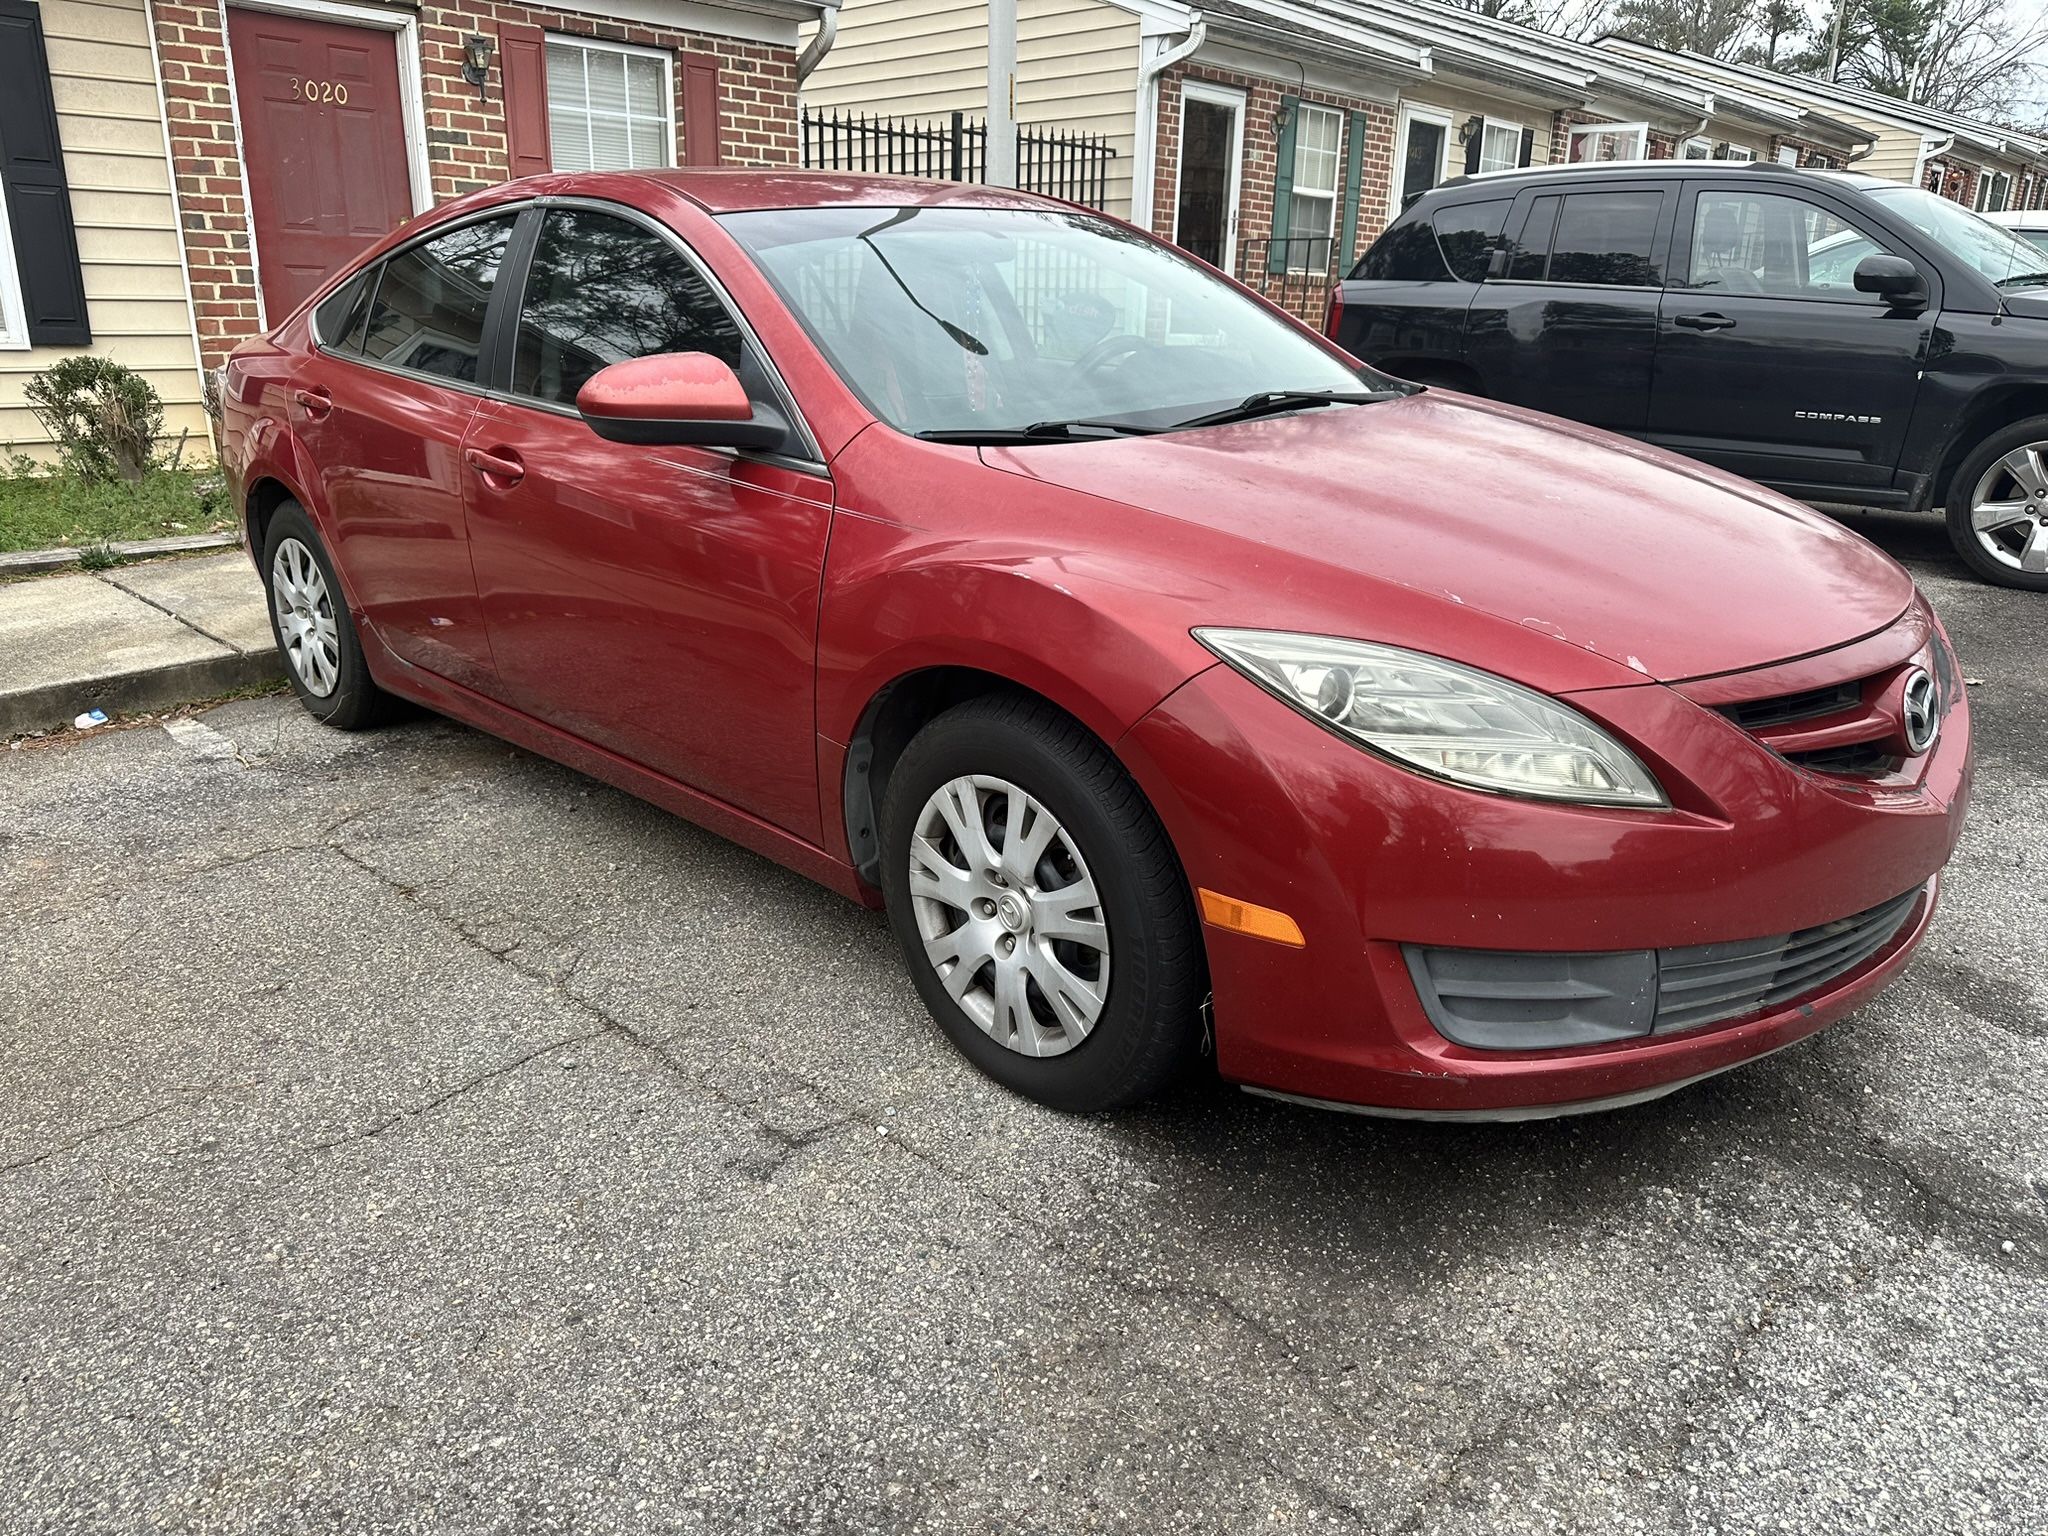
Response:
150,0,800,369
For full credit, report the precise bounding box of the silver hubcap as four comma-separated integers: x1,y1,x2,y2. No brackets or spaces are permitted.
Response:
908,775,1110,1058
270,538,340,697
1969,444,2048,574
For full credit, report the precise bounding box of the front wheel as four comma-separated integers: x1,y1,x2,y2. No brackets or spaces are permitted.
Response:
878,694,1204,1113
1944,419,2048,589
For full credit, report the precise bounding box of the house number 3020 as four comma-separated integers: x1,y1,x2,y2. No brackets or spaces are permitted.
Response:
291,78,350,104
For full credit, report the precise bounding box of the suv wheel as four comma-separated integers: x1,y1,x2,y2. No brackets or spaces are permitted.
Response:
1946,419,2048,589
878,694,1204,1113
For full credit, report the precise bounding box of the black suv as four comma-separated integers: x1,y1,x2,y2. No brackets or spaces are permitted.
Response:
1331,162,2048,589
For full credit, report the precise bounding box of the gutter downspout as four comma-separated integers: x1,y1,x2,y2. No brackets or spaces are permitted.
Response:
1913,131,1954,188
1133,19,1207,237
796,5,839,87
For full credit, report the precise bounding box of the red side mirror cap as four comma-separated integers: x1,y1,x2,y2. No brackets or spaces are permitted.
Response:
576,352,787,449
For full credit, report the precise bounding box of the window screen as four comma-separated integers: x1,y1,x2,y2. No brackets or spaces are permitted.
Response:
512,209,744,408
359,217,515,381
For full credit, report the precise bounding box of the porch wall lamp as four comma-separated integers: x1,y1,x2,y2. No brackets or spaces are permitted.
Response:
461,34,495,103
1271,100,1292,137
1457,113,1483,146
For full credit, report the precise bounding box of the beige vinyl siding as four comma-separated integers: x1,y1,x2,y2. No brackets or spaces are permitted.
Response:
1018,0,1138,218
799,0,1141,219
1,0,208,463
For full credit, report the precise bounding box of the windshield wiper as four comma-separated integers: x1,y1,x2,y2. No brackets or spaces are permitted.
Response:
1995,271,2048,290
916,418,1163,444
1169,388,1395,431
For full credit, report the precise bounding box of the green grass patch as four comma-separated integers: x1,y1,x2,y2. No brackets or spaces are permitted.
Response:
0,463,231,554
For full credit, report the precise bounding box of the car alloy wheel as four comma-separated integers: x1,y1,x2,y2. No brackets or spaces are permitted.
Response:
269,537,341,697
1968,443,2048,576
906,774,1111,1059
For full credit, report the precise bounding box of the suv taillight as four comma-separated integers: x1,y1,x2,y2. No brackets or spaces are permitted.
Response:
1323,285,1343,340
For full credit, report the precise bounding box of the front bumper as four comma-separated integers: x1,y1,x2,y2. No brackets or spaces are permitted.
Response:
1116,641,1971,1117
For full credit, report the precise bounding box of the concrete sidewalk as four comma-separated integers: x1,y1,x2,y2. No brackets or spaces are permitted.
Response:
0,550,282,736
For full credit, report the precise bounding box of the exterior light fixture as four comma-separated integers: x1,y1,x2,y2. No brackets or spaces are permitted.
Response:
1458,114,1483,145
461,34,496,103
1271,100,1292,137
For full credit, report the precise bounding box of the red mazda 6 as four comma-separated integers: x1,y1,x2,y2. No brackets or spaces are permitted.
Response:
219,171,1971,1120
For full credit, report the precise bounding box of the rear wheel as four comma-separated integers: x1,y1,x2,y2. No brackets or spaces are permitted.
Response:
1945,418,2048,589
878,694,1203,1113
262,501,390,729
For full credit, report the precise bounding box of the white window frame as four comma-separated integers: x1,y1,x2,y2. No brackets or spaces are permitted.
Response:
1391,103,1456,224
1680,136,1713,160
544,33,677,172
1975,171,2012,213
1567,121,1648,164
0,193,30,350
1286,103,1343,272
1475,116,1525,175
1720,144,1757,163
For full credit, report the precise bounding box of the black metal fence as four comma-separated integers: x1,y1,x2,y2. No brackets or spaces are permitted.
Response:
1236,235,1340,326
801,107,1115,210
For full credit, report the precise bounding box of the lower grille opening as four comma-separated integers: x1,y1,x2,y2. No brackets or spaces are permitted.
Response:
1782,742,1899,778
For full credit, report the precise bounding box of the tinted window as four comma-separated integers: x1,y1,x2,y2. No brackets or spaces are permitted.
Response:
1507,195,1558,280
360,217,515,381
1435,200,1510,282
1687,191,1893,300
314,271,372,353
1547,191,1662,286
1358,212,1451,282
512,209,744,408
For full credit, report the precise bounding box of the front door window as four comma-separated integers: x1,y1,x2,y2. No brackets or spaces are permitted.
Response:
1400,117,1448,209
1176,96,1236,269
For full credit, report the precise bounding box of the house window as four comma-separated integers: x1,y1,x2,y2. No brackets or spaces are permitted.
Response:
1476,118,1523,173
1681,136,1712,160
1568,122,1648,163
1286,104,1342,269
0,191,28,350
1718,144,1756,163
1976,172,2012,213
1776,144,1801,166
545,36,674,172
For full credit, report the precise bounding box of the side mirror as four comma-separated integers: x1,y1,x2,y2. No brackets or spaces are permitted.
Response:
1853,253,1927,310
576,352,791,450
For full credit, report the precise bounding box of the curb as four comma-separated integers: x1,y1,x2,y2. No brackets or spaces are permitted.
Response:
0,649,285,739
0,532,243,577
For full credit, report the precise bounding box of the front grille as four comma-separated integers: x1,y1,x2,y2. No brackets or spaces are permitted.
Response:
1782,742,1897,777
1717,681,1860,732
1653,885,1925,1034
1405,883,1928,1050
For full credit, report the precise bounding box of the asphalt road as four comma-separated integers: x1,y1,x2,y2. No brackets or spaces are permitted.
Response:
3,510,2043,1535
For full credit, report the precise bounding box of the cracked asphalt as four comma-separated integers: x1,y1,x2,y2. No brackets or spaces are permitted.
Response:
3,510,2044,1535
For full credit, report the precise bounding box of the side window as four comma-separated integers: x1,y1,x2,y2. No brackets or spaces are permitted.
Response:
512,208,745,408
360,217,516,381
1358,212,1452,282
1686,191,1893,300
1507,195,1558,281
1546,191,1663,286
314,270,373,354
1434,199,1511,282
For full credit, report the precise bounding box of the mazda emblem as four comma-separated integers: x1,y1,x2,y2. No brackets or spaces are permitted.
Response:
1901,667,1939,755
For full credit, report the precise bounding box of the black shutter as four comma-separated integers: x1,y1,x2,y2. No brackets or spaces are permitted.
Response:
0,0,91,346
1463,122,1482,175
1518,127,1535,168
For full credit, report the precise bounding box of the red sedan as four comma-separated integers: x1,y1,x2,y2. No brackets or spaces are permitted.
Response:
219,172,1971,1120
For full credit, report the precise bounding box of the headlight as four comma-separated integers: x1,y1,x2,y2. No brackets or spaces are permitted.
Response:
1195,629,1667,808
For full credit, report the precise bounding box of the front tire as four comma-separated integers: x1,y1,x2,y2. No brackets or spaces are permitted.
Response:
1944,418,2048,589
878,694,1204,1113
261,501,390,729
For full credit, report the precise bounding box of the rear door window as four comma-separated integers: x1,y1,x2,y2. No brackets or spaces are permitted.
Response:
1434,199,1511,281
1547,191,1663,286
359,216,517,383
1507,195,1559,280
511,208,745,409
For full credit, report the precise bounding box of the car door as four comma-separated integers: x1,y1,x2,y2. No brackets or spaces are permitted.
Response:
1646,182,1932,493
460,202,833,843
1461,179,1675,433
293,212,518,692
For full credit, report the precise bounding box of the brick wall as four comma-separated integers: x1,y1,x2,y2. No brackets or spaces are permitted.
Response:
1149,63,1395,322
150,0,800,368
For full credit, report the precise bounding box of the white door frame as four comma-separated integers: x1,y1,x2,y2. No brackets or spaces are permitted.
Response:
221,0,435,329
1171,79,1245,275
1389,102,1454,227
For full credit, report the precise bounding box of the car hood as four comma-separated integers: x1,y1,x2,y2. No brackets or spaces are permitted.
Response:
980,392,1914,684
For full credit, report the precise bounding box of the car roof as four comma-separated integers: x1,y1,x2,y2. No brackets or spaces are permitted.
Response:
628,169,1070,216
1426,160,1892,199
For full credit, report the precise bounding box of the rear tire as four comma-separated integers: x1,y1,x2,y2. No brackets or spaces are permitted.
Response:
878,694,1204,1113
261,501,391,729
1944,417,2048,590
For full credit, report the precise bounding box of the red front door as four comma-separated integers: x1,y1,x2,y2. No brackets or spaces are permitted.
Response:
226,7,414,321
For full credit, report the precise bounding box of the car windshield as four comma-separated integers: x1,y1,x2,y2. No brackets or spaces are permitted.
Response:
1866,185,2048,287
719,204,1375,438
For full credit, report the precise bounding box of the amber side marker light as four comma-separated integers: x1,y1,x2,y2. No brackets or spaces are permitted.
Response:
1198,889,1306,948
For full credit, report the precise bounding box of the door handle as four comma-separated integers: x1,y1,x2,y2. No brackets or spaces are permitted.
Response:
292,387,332,418
1673,312,1736,331
464,446,525,485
